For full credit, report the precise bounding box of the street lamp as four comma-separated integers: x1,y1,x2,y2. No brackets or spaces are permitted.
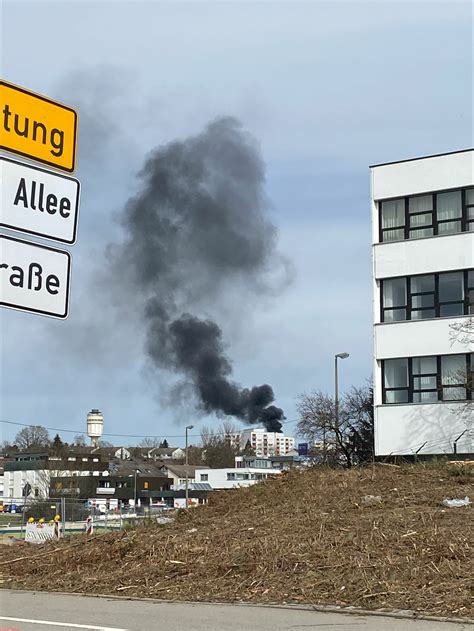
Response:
334,352,350,435
133,469,138,513
185,425,194,509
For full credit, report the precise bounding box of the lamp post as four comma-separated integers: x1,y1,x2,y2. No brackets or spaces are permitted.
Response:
334,352,350,436
185,425,194,509
133,469,137,513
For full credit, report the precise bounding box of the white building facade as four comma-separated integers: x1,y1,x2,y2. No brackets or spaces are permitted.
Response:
239,429,295,457
371,149,473,456
195,466,281,490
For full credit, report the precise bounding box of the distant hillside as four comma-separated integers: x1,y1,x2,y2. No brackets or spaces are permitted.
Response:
2,463,472,618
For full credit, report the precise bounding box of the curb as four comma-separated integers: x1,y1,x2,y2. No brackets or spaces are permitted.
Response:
3,588,473,626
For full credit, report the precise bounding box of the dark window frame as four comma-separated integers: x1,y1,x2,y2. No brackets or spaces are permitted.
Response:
381,358,409,403
467,271,474,315
379,185,473,243
381,269,473,322
440,354,469,402
412,356,438,403
466,188,474,231
382,354,473,404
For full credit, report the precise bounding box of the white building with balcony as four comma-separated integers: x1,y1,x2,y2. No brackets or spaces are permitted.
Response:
371,149,473,456
238,428,295,457
195,465,281,490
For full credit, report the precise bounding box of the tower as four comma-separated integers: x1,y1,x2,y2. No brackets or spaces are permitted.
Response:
87,409,104,448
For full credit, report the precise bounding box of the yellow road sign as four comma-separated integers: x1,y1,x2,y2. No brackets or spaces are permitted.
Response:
0,80,77,173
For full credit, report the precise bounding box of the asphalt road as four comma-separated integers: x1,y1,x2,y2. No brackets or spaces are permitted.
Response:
0,591,471,631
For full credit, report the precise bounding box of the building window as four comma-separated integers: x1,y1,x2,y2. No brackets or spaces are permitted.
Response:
441,355,466,400
200,474,208,481
408,195,433,239
383,354,472,403
410,274,435,320
227,473,236,480
437,191,462,235
379,186,473,242
381,199,405,241
412,356,437,403
382,277,407,322
466,188,474,231
381,269,472,322
438,272,464,317
383,358,409,403
468,271,474,314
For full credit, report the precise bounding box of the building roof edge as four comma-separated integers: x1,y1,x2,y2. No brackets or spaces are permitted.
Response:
369,148,474,169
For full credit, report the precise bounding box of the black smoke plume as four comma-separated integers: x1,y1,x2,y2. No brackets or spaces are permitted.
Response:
111,117,289,431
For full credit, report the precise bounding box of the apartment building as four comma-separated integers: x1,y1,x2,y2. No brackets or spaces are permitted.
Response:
371,149,473,456
239,428,295,457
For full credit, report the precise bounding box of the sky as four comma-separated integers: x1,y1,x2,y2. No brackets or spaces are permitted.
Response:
0,1,472,447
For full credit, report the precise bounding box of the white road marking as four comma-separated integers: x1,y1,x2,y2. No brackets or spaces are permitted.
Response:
0,616,128,630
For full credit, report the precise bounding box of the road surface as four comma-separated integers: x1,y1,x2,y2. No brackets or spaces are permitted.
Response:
0,591,471,631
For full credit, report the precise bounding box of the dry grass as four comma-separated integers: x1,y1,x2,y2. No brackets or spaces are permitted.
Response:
1,462,473,617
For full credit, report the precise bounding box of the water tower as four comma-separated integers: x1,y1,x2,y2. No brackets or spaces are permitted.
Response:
87,409,104,447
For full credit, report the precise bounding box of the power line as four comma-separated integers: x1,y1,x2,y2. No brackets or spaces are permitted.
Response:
0,417,300,441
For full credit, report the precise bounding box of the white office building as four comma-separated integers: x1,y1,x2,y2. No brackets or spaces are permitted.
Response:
239,428,295,457
371,149,473,456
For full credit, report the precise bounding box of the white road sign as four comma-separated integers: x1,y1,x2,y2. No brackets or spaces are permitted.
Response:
0,156,80,244
0,234,71,318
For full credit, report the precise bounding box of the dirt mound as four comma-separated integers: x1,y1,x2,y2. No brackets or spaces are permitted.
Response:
2,463,472,617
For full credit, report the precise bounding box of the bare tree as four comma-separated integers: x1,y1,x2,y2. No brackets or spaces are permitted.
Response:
448,319,473,432
450,317,474,346
138,437,162,449
98,439,114,447
72,434,87,447
200,421,240,468
296,385,374,468
200,420,239,446
14,425,50,450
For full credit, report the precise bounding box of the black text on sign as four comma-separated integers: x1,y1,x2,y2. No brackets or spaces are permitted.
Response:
0,156,80,244
0,234,71,318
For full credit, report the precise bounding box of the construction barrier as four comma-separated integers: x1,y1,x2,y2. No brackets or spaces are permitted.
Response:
25,517,61,543
85,515,93,535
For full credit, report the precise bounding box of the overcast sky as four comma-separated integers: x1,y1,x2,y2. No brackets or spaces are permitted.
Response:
1,1,472,446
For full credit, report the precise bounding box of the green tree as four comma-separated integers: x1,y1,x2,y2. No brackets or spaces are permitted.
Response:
241,439,255,456
52,433,66,455
159,439,169,448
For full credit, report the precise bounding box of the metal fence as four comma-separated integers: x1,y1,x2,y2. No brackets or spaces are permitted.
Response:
0,497,172,539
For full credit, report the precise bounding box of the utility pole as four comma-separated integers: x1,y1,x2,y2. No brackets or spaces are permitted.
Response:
185,425,194,509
